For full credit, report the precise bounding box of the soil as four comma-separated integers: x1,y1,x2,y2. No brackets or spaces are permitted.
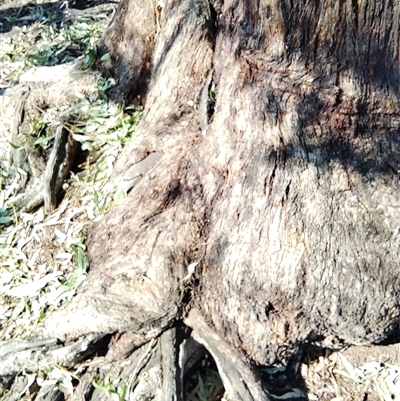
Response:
0,0,115,31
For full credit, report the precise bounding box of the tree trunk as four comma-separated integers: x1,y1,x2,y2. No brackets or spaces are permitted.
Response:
35,0,400,399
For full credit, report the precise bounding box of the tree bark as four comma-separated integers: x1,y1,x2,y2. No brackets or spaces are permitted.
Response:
36,0,400,399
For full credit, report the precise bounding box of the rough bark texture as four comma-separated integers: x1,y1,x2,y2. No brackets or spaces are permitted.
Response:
37,0,400,399
97,0,158,103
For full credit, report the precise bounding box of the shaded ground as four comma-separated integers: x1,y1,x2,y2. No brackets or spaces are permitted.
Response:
0,0,117,34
